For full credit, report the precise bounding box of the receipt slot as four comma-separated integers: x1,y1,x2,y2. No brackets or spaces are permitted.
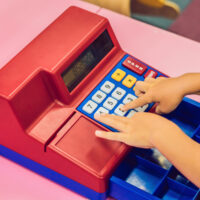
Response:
1,6,200,200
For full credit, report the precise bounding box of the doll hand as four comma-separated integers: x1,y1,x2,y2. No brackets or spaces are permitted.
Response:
94,112,177,148
121,77,184,114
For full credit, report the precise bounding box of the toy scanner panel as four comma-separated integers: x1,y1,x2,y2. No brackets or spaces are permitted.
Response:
49,115,122,175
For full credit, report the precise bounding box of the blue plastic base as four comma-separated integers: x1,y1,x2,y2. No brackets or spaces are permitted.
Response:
0,145,107,200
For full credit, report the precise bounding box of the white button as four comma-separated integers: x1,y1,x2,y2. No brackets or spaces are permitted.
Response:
94,107,109,115
126,110,137,118
111,87,126,100
103,97,117,110
135,104,149,112
82,100,98,114
92,90,106,104
114,104,127,116
127,60,131,64
100,81,115,94
123,94,137,104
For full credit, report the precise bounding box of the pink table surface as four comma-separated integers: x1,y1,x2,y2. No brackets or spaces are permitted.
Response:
0,0,200,200
97,8,200,102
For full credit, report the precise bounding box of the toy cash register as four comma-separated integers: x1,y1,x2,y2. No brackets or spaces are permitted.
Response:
0,6,200,200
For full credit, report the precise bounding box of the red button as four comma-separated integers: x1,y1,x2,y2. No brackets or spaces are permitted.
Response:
144,69,158,78
122,57,147,75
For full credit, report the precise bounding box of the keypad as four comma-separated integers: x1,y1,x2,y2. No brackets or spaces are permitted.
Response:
77,55,160,131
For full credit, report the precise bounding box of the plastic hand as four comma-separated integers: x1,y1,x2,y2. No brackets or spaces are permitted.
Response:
94,112,177,148
121,77,184,114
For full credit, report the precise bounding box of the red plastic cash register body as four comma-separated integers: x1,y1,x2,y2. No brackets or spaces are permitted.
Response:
0,6,132,194
0,6,160,195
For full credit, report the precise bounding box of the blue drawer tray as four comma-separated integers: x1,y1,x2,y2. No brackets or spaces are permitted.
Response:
109,97,200,200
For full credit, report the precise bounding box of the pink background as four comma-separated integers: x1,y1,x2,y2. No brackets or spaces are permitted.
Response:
0,0,199,199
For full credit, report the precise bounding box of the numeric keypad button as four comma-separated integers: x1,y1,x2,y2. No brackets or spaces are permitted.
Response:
111,87,126,100
103,97,117,110
100,81,115,94
82,100,98,114
135,104,149,112
94,107,109,116
126,110,137,118
114,104,127,116
123,94,137,104
122,75,137,88
92,90,106,104
111,69,126,82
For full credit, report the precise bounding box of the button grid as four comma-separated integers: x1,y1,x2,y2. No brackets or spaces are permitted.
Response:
77,55,160,131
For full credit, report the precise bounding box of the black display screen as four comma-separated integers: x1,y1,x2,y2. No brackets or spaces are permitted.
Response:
62,30,114,92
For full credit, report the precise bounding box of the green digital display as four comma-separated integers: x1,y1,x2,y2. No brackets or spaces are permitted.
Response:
62,30,114,92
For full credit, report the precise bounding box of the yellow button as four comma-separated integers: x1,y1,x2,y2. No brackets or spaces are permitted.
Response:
111,69,126,82
122,75,137,88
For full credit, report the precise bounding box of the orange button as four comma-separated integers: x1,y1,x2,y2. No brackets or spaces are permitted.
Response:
122,75,137,88
111,69,126,82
